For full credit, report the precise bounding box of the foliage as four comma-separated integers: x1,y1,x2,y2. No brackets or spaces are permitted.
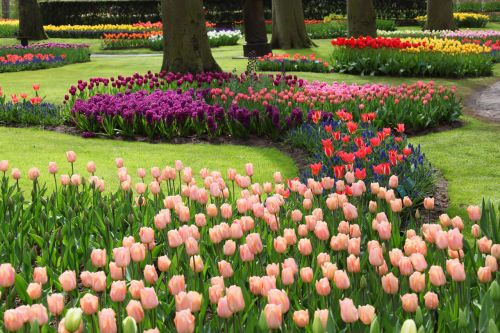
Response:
331,36,494,77
454,1,500,13
256,53,331,73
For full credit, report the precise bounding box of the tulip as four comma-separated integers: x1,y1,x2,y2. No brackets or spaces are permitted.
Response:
174,309,195,333
140,287,158,310
339,298,358,323
424,292,439,310
313,309,328,332
429,266,446,287
218,260,233,278
189,255,204,273
122,316,137,333
478,236,493,254
358,305,375,325
334,270,350,290
226,285,245,312
485,255,498,272
64,308,83,333
401,293,418,313
293,310,309,328
264,304,282,329
91,271,107,292
27,282,42,300
467,205,481,222
423,197,434,210
98,309,117,333
281,267,295,286
381,273,399,294
129,280,144,299
401,319,417,333
110,281,127,303
478,267,492,283
59,270,76,292
491,244,500,259
113,247,130,268
217,296,233,318
80,293,99,315
126,300,144,323
0,263,15,288
268,289,290,313
298,238,313,255
91,249,107,268
47,293,64,316
4,309,24,332
315,277,331,296
409,272,425,293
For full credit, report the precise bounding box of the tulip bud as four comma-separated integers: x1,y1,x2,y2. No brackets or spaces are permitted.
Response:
489,281,500,302
312,314,325,333
417,327,425,333
401,319,417,333
415,307,423,327
64,308,83,333
257,310,268,331
369,316,380,333
123,316,138,333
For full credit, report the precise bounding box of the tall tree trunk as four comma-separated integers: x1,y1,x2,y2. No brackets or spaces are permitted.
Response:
18,0,47,40
347,0,377,37
161,0,221,73
243,0,271,57
426,0,455,30
2,0,9,19
271,0,315,50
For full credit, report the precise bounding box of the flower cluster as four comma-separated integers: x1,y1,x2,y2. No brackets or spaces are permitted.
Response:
148,30,241,51
256,53,331,73
415,12,490,28
0,152,498,333
101,32,162,50
0,53,66,72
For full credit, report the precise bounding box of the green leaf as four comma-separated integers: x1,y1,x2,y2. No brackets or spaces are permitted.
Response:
14,274,29,303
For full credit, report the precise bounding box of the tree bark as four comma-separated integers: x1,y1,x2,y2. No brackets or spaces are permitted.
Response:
243,0,271,57
18,0,47,40
161,0,221,73
347,0,377,37
426,0,455,31
271,0,315,50
2,0,9,19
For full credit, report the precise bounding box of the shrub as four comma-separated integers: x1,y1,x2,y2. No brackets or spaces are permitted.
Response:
455,1,500,13
330,36,494,77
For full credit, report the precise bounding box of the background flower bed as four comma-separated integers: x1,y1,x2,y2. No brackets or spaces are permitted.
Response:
0,19,18,38
416,12,490,28
148,30,242,51
256,53,331,73
330,37,494,77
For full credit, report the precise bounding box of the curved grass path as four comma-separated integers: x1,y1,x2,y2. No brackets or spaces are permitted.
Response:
0,126,298,191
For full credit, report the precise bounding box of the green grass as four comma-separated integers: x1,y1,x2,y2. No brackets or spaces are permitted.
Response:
411,116,500,218
0,126,298,192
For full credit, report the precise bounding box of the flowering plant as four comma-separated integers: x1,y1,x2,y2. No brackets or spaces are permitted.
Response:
256,53,331,73
0,43,91,67
415,12,490,28
0,152,498,332
0,53,67,72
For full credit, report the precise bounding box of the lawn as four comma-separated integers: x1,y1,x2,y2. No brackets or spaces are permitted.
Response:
0,36,499,219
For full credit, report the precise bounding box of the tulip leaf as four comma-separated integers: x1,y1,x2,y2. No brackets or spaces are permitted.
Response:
479,294,493,333
14,274,29,303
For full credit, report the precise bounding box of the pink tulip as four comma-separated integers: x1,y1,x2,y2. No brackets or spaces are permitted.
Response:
381,273,399,294
268,289,290,313
140,287,158,310
33,267,47,285
334,270,350,290
91,249,107,268
217,297,233,319
174,309,195,333
168,275,186,295
126,300,144,323
226,286,245,313
264,304,283,329
401,293,419,313
66,151,77,163
339,298,358,323
113,247,130,268
424,291,439,310
98,308,117,333
315,277,331,296
47,293,64,316
358,305,375,325
59,270,76,292
293,310,309,328
27,282,42,300
429,266,446,286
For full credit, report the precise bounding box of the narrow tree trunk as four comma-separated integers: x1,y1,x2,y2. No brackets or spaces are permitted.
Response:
271,0,315,50
18,0,47,40
347,0,377,37
2,0,9,19
426,0,455,31
161,0,221,73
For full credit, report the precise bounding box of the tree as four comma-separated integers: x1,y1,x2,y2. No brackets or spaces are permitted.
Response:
2,0,9,19
426,0,455,31
18,0,47,41
160,0,221,73
347,0,377,37
271,0,315,49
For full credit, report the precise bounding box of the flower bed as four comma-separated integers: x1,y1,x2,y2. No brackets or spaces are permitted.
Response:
0,153,498,332
64,72,461,137
101,32,162,50
256,53,331,73
330,36,494,77
0,43,91,64
0,19,18,38
0,85,63,125
148,30,242,51
416,12,490,28
0,53,67,72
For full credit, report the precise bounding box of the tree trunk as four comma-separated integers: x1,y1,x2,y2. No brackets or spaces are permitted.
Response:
243,0,271,57
161,0,221,73
271,0,315,50
347,0,377,37
2,0,9,19
426,0,455,31
18,0,47,40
